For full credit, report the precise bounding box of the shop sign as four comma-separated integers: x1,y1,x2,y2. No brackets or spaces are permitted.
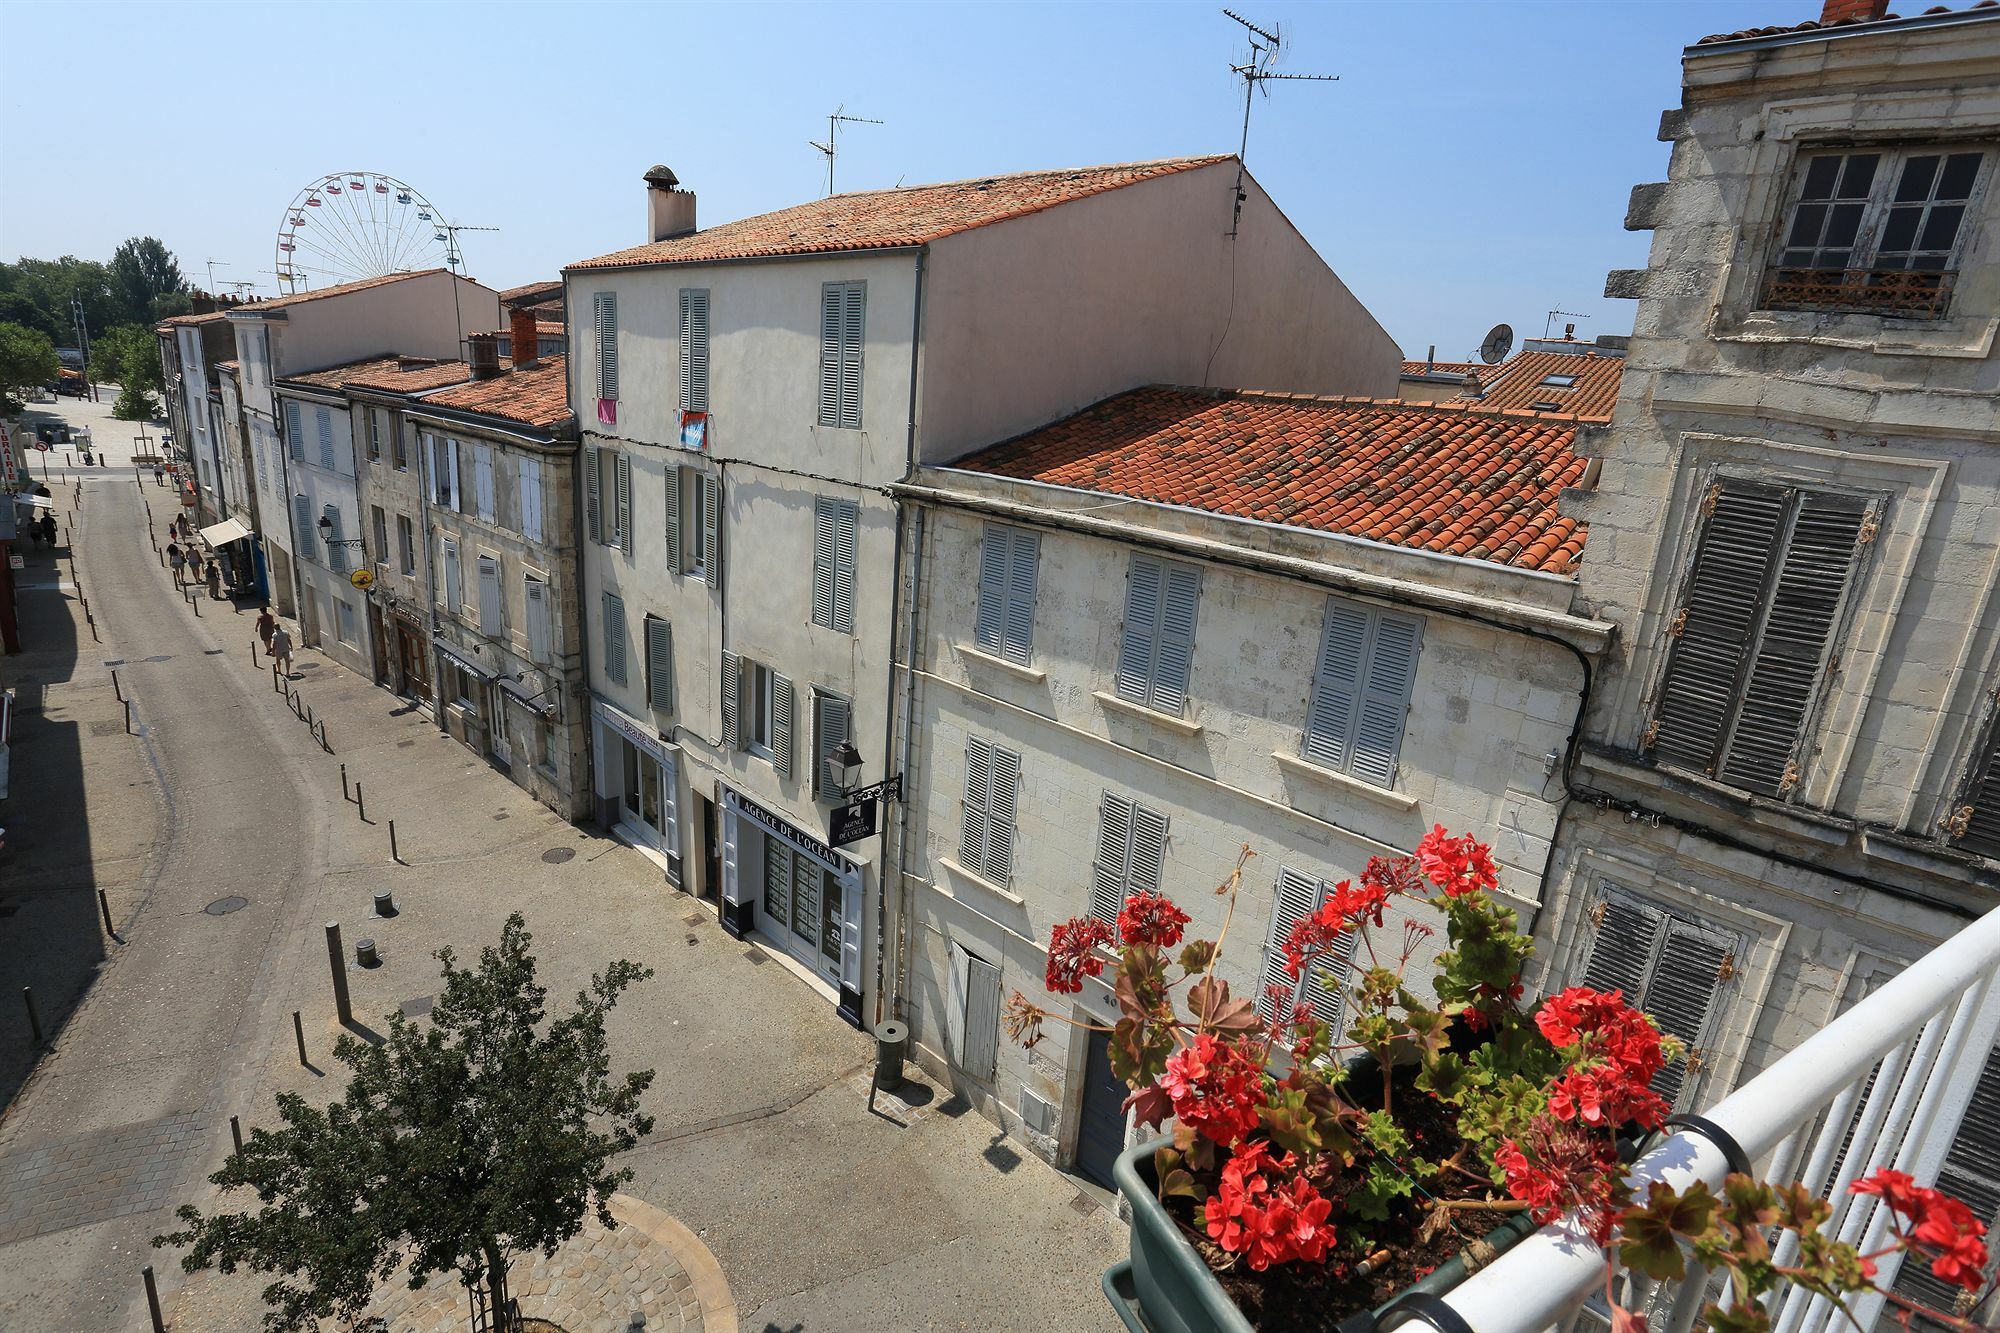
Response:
827,796,878,848
724,786,848,872
591,697,666,762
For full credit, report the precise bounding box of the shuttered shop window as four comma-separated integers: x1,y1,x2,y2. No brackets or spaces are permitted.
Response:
1649,481,1874,799
974,525,1040,665
817,281,864,429
602,593,626,684
644,617,674,711
1257,868,1358,1029
679,288,709,414
1578,890,1737,1108
1114,555,1201,716
811,497,859,634
1090,792,1167,923
1302,599,1422,788
1950,721,2000,861
959,737,1023,883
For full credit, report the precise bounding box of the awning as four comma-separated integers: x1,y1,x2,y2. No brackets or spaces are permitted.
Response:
434,640,496,681
199,517,253,547
499,675,558,716
20,495,54,509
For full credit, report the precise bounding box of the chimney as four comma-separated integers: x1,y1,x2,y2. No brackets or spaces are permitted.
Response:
468,332,501,380
1425,344,1436,373
1820,0,1889,23
644,165,697,243
510,306,540,370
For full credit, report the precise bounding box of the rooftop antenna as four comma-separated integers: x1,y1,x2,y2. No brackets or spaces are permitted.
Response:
205,258,229,297
1223,8,1337,237
437,221,500,348
1544,308,1590,340
810,105,884,196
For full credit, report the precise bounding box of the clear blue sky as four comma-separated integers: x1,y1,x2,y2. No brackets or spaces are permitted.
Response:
0,0,1807,362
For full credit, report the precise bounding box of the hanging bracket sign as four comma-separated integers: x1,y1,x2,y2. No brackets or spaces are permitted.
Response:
825,773,901,849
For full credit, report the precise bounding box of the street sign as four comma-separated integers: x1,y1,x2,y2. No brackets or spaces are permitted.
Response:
349,569,375,590
827,796,878,848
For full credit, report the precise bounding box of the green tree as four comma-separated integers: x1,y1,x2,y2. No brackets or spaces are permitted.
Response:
93,325,165,420
108,237,188,327
2,256,116,346
155,916,655,1332
0,320,59,413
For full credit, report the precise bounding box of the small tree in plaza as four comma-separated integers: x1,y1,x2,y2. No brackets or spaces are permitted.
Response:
155,914,655,1332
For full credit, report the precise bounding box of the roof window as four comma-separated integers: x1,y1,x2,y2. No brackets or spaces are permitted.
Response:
1539,374,1578,388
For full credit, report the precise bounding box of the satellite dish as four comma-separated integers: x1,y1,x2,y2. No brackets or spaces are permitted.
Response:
1479,323,1514,365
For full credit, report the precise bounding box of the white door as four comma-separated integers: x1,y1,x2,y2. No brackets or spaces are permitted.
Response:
489,686,510,763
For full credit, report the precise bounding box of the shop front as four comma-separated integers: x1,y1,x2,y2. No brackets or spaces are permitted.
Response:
719,786,863,1028
592,698,680,881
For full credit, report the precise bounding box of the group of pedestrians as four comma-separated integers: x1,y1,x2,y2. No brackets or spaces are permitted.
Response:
163,515,226,601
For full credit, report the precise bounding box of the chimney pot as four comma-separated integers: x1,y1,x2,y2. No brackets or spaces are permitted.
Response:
468,332,501,380
644,165,697,244
1819,0,1890,23
510,307,540,370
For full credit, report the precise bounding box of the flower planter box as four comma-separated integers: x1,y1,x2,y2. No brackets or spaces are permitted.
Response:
1100,1137,1538,1333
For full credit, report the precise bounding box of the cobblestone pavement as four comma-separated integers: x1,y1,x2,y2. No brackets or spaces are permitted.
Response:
0,1111,204,1245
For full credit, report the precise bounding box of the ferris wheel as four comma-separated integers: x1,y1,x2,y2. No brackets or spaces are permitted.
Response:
272,172,461,295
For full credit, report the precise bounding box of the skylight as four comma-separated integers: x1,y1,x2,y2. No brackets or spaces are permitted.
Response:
1539,374,1579,388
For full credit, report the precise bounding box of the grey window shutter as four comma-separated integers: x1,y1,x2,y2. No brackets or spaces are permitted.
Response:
447,439,460,512
974,526,1009,656
317,408,335,468
833,500,858,635
443,541,461,610
602,593,626,683
838,283,864,428
1580,893,1665,1000
1115,556,1163,705
1259,868,1323,1022
1003,530,1038,664
663,466,683,570
702,474,721,584
679,289,709,414
986,745,1021,883
323,505,347,573
946,942,968,1068
645,617,674,711
960,737,992,871
1152,563,1200,715
293,495,314,562
1718,492,1870,797
613,454,631,552
1091,792,1134,923
962,953,1002,1082
1351,612,1422,788
815,693,852,799
1129,803,1167,892
771,674,794,778
594,292,618,400
812,498,837,629
478,555,500,630
818,284,842,427
525,579,549,663
1304,600,1368,770
285,400,304,459
1892,1047,2000,1313
1644,919,1733,1107
584,448,602,545
720,650,741,750
1954,722,2000,859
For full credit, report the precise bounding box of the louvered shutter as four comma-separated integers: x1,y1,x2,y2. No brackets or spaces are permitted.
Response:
1003,530,1038,663
1259,868,1323,1022
519,458,542,542
613,454,631,552
442,540,461,610
1892,1048,2000,1312
974,527,1009,654
833,500,858,635
986,746,1021,883
818,285,842,427
839,282,864,428
1151,564,1200,715
962,953,1002,1082
594,292,618,401
1580,893,1665,1001
1091,793,1133,923
663,467,683,569
1351,612,1422,788
702,474,721,584
525,578,549,664
1115,557,1163,704
477,555,500,630
1304,601,1368,770
645,617,674,711
720,650,741,750
285,401,304,460
584,447,602,545
679,289,709,414
813,499,838,629
601,593,626,683
815,693,851,799
1644,919,1733,1107
447,439,460,512
771,674,794,778
474,446,495,523
1651,485,1787,774
323,505,347,573
947,942,969,1068
1954,723,2000,859
316,408,334,468
1719,492,1869,797
1129,803,1168,892
293,495,314,562
960,738,992,870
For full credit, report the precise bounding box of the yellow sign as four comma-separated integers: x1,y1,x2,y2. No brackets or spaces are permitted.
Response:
349,568,375,590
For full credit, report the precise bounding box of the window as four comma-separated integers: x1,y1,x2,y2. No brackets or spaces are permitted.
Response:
473,444,496,524
524,575,550,664
1539,374,1578,388
315,407,335,469
1766,147,1989,319
397,514,415,576
539,716,557,771
334,598,359,647
391,415,408,471
644,616,674,711
292,494,315,563
1950,720,2000,861
476,554,502,632
601,592,627,684
370,506,388,568
444,661,476,711
665,466,720,582
1301,600,1423,789
958,736,1021,883
1114,554,1200,716
322,505,348,575
1257,868,1358,1028
518,456,543,543
285,401,305,461
947,941,1002,1083
817,280,864,429
585,447,630,550
812,689,853,801
679,288,709,415
1090,792,1167,923
366,409,382,462
1890,1046,2000,1313
593,292,618,409
1648,480,1875,799
1577,889,1737,1107
721,652,793,777
811,496,859,634
440,538,461,611
428,433,459,511
974,525,1040,664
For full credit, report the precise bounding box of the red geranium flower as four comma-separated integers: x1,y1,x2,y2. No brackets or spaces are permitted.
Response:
1202,1141,1335,1270
1415,824,1500,898
1043,916,1113,994
1160,1032,1265,1147
1117,891,1191,949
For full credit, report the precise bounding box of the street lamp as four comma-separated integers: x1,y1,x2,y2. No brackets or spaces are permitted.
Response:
826,739,865,793
315,514,366,552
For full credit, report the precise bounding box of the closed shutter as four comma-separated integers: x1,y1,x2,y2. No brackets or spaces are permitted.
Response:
1352,612,1422,788
962,952,1002,1082
474,446,495,523
946,941,969,1069
1892,1047,2000,1312
770,674,794,779
976,526,1038,663
961,738,992,870
1115,556,1163,705
986,745,1021,883
645,617,674,711
813,499,838,629
818,284,842,427
838,282,864,429
293,495,315,563
1580,894,1665,999
1258,869,1354,1027
584,447,602,545
833,500,857,635
442,540,461,610
525,578,550,664
518,458,542,542
594,292,618,401
601,593,626,683
613,454,631,551
663,467,683,569
477,555,501,630
974,527,1009,655
323,505,347,574
285,401,304,460
1645,920,1732,1107
814,692,851,799
316,408,334,468
1129,803,1168,892
1954,722,2000,860
1091,792,1133,923
1003,529,1038,664
1152,563,1200,715
702,474,721,585
720,650,741,750
446,439,460,512
679,288,709,414
1304,601,1368,770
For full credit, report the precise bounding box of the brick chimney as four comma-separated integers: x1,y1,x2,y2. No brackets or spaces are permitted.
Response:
468,332,501,381
644,165,697,243
510,306,539,370
1820,0,1890,23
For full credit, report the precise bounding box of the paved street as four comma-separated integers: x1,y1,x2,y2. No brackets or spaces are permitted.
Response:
0,396,1125,1332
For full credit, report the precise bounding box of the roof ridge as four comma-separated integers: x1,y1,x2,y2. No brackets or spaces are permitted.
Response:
1180,383,1612,425
827,154,1232,201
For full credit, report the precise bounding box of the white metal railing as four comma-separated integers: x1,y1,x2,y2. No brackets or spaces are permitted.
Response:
1386,905,2000,1333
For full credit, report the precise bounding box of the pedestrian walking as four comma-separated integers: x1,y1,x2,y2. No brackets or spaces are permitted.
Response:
153,463,164,485
189,553,206,588
256,607,277,649
207,561,223,600
40,514,56,548
269,622,294,678
168,543,186,584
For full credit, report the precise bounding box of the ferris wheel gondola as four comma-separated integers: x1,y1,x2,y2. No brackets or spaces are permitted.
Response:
271,171,460,295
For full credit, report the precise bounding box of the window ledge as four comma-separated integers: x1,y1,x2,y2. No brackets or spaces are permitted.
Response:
954,641,1046,684
938,855,1025,909
1093,689,1202,737
1272,750,1419,813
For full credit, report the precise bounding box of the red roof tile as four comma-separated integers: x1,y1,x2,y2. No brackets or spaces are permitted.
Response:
1470,349,1624,418
568,157,1229,271
236,269,452,312
1401,360,1489,378
421,356,571,431
279,355,472,394
1694,0,1994,43
500,280,563,305
954,387,1595,575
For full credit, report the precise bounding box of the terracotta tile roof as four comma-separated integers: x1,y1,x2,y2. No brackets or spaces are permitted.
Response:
235,269,451,312
568,156,1229,271
421,356,571,431
475,321,565,340
1695,0,1995,44
1401,360,1489,379
1470,349,1624,418
279,355,471,394
160,310,232,328
953,386,1594,575
501,280,563,305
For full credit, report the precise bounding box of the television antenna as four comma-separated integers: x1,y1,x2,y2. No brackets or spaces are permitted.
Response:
809,106,884,196
1478,323,1515,365
1223,8,1338,237
205,258,229,296
1544,308,1590,339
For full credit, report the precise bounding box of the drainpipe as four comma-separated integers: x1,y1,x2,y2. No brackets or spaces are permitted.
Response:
569,432,596,821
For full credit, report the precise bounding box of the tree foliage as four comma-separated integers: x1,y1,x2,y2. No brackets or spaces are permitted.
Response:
0,237,192,348
0,321,59,413
95,325,164,419
109,237,188,326
155,915,655,1332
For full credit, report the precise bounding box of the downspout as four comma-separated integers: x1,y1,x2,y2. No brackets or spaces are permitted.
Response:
267,350,309,634
876,246,926,1026
413,414,447,735
567,427,596,821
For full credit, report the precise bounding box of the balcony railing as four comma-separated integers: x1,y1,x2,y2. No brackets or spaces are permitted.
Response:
1386,905,2000,1333
1761,266,1957,321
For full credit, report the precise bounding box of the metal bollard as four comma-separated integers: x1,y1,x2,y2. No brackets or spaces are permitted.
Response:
293,1009,308,1067
111,668,121,701
98,887,117,939
389,820,400,864
355,783,366,823
124,699,132,735
341,763,349,801
192,595,200,617
230,1115,243,1155
143,1265,166,1333
23,987,44,1046
273,663,281,692
250,640,259,667
324,923,353,1026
